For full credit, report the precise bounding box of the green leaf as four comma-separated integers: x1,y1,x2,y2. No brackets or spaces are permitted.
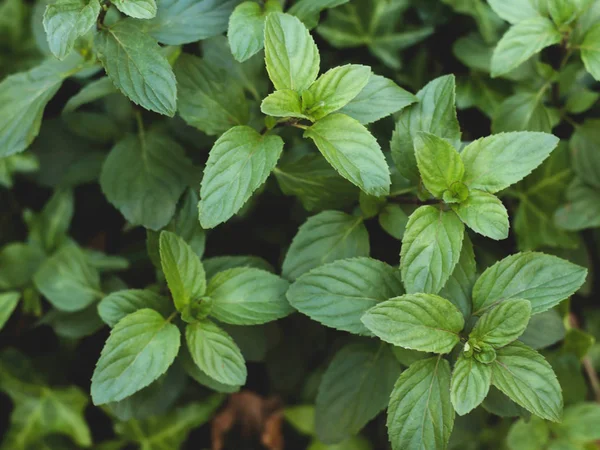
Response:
185,319,247,386
199,125,283,229
0,243,45,290
387,357,454,450
207,267,291,325
571,119,600,189
581,23,600,81
98,289,173,327
0,55,84,157
401,206,465,294
519,309,565,349
339,74,417,125
378,204,409,240
63,77,118,113
174,54,249,136
34,243,102,312
452,190,509,240
43,0,100,59
228,0,281,62
554,178,600,231
491,341,562,421
362,294,464,353
315,342,401,444
264,12,320,91
143,0,240,45
414,132,464,198
261,89,306,118
203,255,274,280
168,188,206,259
94,19,177,116
180,345,240,393
556,403,600,441
471,299,532,348
0,291,20,330
303,64,371,120
159,231,206,312
491,18,561,77
304,113,390,196
450,353,492,415
488,0,544,24
472,252,587,315
439,234,477,319
288,0,349,28
461,132,559,193
112,0,156,19
91,308,180,405
100,131,192,230
287,257,404,335
507,416,550,450
391,74,461,183
482,386,531,418
25,188,74,253
282,210,369,281
492,92,553,133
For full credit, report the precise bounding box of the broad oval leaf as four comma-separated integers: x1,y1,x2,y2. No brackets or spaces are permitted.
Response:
414,132,464,198
450,353,492,416
261,89,306,118
471,299,532,348
228,0,281,62
113,0,156,19
98,289,173,327
452,190,509,240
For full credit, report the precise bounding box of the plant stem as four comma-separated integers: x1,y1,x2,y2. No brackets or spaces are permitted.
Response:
388,196,439,206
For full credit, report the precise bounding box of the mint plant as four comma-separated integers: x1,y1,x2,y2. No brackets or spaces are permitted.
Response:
1,0,600,449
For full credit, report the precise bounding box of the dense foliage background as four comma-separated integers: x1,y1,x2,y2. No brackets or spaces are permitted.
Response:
1,0,600,449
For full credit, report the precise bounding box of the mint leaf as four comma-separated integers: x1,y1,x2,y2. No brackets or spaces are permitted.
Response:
287,0,349,28
472,252,587,315
112,0,156,19
519,309,565,349
199,125,283,229
100,131,192,230
207,267,291,325
98,289,173,327
26,187,74,253
63,76,118,113
261,89,306,118
554,178,600,231
228,0,281,62
491,341,562,421
159,231,206,312
439,234,476,319
282,210,369,281
461,131,559,193
91,308,180,405
185,319,247,386
264,12,320,91
174,54,249,136
378,204,409,240
452,190,509,240
0,243,45,290
339,74,417,125
581,23,600,81
492,92,552,133
570,119,600,189
556,403,600,441
401,206,465,294
0,291,20,330
304,64,371,120
203,255,274,280
43,0,100,59
315,342,401,444
168,188,206,259
34,243,102,312
506,417,549,450
304,113,391,196
491,18,561,77
487,0,544,24
94,19,177,116
287,257,404,335
471,299,532,348
391,74,461,183
387,357,454,450
362,294,464,353
414,132,464,198
451,353,492,416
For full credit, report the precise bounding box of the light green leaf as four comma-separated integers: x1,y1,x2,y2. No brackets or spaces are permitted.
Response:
401,206,465,294
287,257,404,335
439,234,476,319
519,309,566,349
0,55,84,157
264,12,320,91
472,252,587,315
186,319,247,386
315,342,401,444
362,294,464,353
304,113,390,196
451,353,492,416
452,190,509,240
100,132,193,230
203,255,274,280
113,0,156,19
387,357,454,450
391,74,461,183
94,19,177,116
98,289,173,327
304,64,371,120
492,92,553,133
180,345,240,393
91,308,180,405
282,210,369,281
378,204,409,240
556,403,600,441
34,243,102,312
174,54,249,136
0,291,20,330
507,416,549,450
414,132,464,198
461,131,559,193
260,89,306,118
491,18,561,77
159,231,206,312
228,0,281,62
581,23,600,81
207,267,291,325
199,125,283,229
43,0,101,59
487,0,544,24
491,341,562,421
471,299,532,347
0,243,45,290
339,74,417,125
284,405,315,436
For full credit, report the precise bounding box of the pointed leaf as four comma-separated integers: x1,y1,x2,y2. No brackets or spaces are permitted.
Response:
450,354,492,415
452,190,509,240
98,289,173,327
471,299,532,347
414,132,464,198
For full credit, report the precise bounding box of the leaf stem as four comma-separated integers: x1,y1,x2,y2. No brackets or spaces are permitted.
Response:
388,196,439,206
569,313,600,402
